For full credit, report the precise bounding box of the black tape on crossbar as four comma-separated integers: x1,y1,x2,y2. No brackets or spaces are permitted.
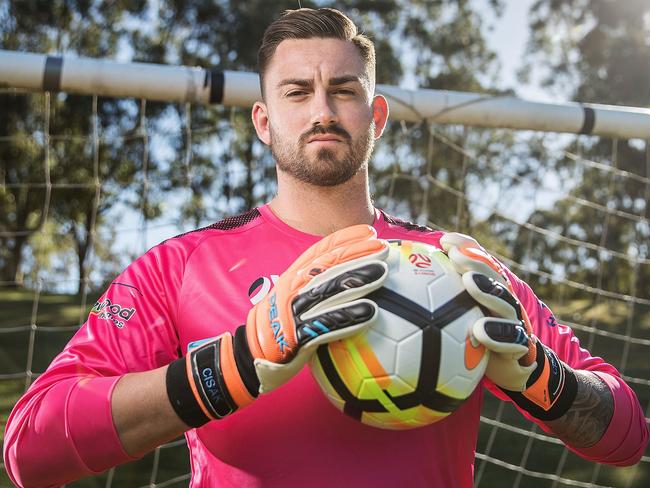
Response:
42,56,63,92
579,106,596,135
208,70,225,104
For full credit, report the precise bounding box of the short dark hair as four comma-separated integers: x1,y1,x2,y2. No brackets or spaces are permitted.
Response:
257,8,375,97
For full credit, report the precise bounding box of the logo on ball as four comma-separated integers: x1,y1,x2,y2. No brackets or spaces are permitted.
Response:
409,253,431,268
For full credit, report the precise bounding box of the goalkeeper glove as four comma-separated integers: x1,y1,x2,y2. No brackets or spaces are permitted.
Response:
166,224,389,427
440,232,577,421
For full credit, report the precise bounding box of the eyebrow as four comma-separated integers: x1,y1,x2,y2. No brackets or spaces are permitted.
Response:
276,74,364,90
330,75,363,86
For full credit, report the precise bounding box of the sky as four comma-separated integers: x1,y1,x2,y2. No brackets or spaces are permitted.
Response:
480,0,557,102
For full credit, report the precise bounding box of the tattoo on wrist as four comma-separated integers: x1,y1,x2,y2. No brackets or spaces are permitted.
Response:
545,370,614,448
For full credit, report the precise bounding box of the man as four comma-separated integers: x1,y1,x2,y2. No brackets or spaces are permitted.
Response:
4,8,648,488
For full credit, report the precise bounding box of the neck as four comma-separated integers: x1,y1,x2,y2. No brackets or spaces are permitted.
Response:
269,169,374,236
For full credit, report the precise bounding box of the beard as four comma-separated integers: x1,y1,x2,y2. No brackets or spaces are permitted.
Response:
270,121,375,187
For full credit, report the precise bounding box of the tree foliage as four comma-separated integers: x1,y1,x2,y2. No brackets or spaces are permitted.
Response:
518,0,650,300
1,1,152,292
1,0,506,293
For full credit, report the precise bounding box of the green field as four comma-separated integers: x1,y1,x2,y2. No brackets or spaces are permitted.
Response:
0,289,190,487
1,288,648,487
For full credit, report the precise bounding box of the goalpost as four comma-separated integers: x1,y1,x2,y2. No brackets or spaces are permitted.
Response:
2,49,650,138
0,50,649,488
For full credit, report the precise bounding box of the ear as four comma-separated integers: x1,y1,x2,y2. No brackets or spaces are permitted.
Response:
371,94,389,139
252,101,271,146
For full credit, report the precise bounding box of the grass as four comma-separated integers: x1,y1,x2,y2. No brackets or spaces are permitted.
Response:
1,289,97,440
0,288,191,488
0,287,99,329
1,289,100,487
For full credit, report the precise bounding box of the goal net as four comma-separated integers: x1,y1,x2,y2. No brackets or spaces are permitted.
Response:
1,54,649,488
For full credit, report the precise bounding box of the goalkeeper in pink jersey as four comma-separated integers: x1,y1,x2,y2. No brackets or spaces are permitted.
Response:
4,7,648,488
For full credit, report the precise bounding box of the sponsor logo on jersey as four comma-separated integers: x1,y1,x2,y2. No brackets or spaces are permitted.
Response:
248,275,280,305
90,297,136,329
538,299,558,327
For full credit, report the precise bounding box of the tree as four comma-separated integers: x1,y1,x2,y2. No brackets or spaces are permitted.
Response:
0,93,48,286
369,0,515,246
518,0,650,301
0,1,155,293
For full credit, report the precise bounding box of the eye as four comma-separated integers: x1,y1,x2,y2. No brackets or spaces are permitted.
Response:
286,90,308,98
333,88,355,95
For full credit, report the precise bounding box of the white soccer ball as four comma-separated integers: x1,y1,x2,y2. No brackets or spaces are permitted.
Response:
309,239,489,430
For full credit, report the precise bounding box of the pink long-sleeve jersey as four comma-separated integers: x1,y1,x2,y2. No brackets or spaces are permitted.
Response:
4,204,648,487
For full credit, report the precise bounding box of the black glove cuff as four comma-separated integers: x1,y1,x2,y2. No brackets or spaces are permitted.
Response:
166,357,211,428
502,343,578,421
166,334,242,427
166,327,262,428
232,325,261,398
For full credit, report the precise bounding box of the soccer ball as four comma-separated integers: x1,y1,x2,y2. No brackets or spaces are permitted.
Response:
309,239,489,430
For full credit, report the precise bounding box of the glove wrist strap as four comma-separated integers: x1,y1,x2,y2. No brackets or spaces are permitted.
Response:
166,328,259,428
233,325,261,397
502,342,578,421
166,356,211,428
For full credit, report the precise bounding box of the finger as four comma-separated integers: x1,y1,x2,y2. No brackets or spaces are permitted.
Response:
462,272,519,321
295,298,378,349
293,261,388,316
440,232,508,284
440,232,479,251
485,354,537,392
288,224,381,274
247,260,386,365
303,238,389,278
288,238,388,295
472,317,529,357
446,246,505,284
253,300,377,394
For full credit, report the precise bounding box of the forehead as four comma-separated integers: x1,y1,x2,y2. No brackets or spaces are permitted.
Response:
265,38,368,87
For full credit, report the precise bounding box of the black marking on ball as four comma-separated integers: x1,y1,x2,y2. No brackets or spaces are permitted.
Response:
368,287,477,413
316,284,482,420
316,345,387,421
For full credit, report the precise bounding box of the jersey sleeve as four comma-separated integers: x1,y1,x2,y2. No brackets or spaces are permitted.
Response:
3,238,190,488
484,267,649,466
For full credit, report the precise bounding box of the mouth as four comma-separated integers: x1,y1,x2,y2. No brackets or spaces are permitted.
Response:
307,136,343,144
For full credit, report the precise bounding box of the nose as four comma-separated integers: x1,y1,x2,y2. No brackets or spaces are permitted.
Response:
310,89,338,127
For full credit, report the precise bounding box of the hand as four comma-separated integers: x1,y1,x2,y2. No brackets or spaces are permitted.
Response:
440,232,536,390
167,225,389,427
441,233,577,420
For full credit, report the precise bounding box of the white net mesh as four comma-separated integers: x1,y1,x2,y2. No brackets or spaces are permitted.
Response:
0,89,648,487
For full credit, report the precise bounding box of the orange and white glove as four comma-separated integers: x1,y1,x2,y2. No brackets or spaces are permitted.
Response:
166,225,389,427
440,233,577,421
